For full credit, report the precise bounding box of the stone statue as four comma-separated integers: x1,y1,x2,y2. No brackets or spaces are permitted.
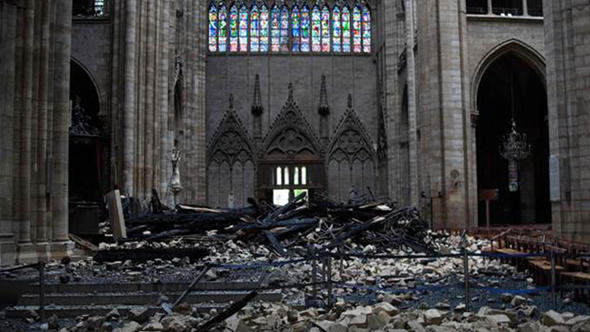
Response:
170,140,183,206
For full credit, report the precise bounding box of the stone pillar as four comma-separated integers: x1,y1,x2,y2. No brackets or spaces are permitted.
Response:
544,0,590,242
522,0,528,16
50,0,73,258
34,0,52,261
16,0,37,263
487,0,492,14
123,0,137,197
0,1,18,264
381,0,400,201
159,0,170,196
404,0,419,207
144,0,156,197
416,0,471,229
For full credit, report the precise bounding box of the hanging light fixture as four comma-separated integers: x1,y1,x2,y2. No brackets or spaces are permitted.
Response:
499,70,532,192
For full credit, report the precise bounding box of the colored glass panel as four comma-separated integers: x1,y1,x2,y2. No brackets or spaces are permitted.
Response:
291,6,300,52
311,5,321,52
280,6,289,52
342,6,351,52
362,6,371,53
300,5,310,52
229,5,238,52
332,5,341,52
321,5,330,52
260,5,269,52
271,5,280,52
208,5,217,52
353,5,362,53
250,5,259,52
218,5,227,52
239,4,248,52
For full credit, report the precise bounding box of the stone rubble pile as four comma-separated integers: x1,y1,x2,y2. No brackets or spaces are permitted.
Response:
52,301,590,332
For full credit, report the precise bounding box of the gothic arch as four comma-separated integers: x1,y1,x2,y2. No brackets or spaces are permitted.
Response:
472,39,545,112
327,104,377,202
207,106,256,207
70,57,102,115
473,42,550,225
262,86,321,159
328,108,376,164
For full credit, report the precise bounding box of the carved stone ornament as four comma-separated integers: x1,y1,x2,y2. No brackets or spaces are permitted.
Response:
263,83,322,158
328,94,376,163
208,95,256,166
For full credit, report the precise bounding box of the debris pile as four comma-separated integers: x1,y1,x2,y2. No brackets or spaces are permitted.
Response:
45,300,590,332
122,193,434,256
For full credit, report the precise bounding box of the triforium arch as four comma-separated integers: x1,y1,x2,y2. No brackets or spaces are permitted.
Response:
472,39,549,226
207,96,256,208
258,84,325,204
327,95,377,202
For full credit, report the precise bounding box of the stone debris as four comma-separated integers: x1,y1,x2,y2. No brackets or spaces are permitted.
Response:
540,310,565,326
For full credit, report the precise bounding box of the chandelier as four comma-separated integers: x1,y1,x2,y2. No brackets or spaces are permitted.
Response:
499,118,531,192
499,119,531,161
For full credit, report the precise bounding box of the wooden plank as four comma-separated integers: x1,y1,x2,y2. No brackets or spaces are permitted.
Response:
68,233,98,252
561,272,590,281
106,190,127,241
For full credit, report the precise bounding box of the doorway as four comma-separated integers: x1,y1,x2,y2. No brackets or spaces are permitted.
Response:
476,51,550,225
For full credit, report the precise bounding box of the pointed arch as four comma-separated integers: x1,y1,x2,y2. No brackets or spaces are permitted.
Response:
208,109,255,167
263,90,321,158
472,39,545,112
328,108,376,164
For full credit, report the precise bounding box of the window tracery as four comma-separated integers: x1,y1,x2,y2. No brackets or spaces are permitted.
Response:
208,1,372,54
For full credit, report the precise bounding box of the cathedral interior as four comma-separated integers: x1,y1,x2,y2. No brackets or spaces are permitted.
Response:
0,0,590,329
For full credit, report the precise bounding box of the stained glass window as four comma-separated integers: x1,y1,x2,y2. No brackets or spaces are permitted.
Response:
210,1,370,55
332,5,341,52
250,4,259,52
270,5,280,52
301,5,310,52
291,6,301,52
311,5,321,52
362,6,371,53
208,4,217,52
342,6,351,52
239,4,248,52
353,5,362,53
260,4,269,52
280,6,289,52
321,5,330,52
229,5,239,52
218,4,227,52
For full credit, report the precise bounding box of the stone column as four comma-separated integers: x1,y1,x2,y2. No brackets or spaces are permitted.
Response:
522,0,528,16
404,0,419,207
144,0,156,196
382,0,400,201
159,0,170,196
123,0,137,197
487,0,492,14
50,0,73,258
0,2,18,265
16,0,37,263
35,0,52,261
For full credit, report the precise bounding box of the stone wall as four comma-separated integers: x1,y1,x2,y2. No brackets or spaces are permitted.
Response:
205,55,378,206
543,0,590,242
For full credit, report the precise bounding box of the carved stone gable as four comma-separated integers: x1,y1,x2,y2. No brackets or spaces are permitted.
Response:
263,84,321,158
328,107,376,163
208,108,255,165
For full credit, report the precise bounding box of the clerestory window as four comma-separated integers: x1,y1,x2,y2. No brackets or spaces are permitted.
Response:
208,1,372,55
